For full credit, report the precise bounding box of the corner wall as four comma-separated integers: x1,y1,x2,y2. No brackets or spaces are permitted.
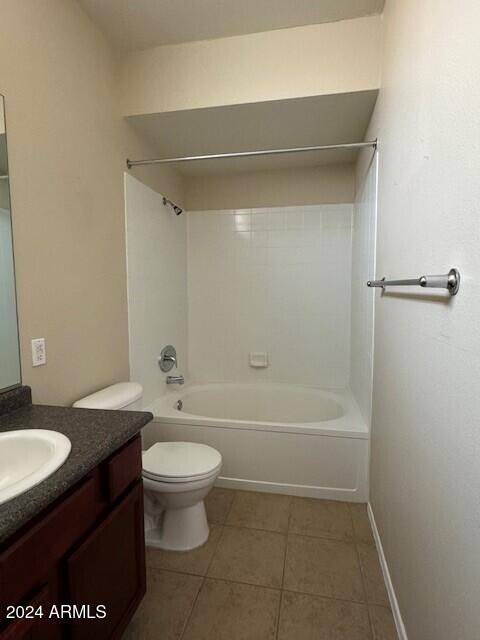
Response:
349,153,377,425
368,1,480,638
125,174,188,407
0,0,183,404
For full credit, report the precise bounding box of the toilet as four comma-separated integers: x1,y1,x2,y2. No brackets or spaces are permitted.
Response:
142,441,221,551
73,382,222,551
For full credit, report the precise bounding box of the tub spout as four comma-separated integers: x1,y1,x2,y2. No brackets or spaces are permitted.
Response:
166,375,185,385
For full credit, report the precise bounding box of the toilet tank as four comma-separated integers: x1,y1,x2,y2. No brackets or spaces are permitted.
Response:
73,382,143,411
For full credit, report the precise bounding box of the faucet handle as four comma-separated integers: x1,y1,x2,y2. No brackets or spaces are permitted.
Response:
158,345,178,372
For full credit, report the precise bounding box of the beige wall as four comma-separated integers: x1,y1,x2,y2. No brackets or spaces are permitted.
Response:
184,164,355,211
120,16,381,115
367,1,480,638
0,0,183,405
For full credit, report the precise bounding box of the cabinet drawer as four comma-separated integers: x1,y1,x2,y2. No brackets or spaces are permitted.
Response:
106,435,142,502
0,477,97,608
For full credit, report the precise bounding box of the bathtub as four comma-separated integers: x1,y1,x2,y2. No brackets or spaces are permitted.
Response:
143,383,369,502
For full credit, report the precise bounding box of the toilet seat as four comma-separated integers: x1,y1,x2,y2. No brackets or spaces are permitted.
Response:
142,442,222,484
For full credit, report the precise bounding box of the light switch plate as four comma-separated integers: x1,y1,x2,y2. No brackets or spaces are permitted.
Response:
31,338,47,366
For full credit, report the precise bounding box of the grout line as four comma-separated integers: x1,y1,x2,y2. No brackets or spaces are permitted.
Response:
194,574,283,594
348,504,375,638
356,540,391,608
288,531,364,546
275,590,285,640
204,573,283,591
205,524,226,576
172,572,370,608
281,496,293,588
281,587,369,607
275,497,293,640
223,522,289,535
157,568,371,607
222,488,237,524
286,528,358,544
349,502,376,546
147,564,205,580
179,575,205,640
150,519,364,546
179,520,226,640
176,567,283,592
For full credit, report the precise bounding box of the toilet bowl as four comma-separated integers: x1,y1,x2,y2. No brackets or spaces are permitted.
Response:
142,441,222,551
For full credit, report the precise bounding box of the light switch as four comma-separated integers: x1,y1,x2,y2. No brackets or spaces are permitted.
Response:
31,338,47,366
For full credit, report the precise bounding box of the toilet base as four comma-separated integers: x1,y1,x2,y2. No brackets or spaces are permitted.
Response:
145,500,210,551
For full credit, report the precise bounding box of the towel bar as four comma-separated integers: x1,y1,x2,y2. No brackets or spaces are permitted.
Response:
367,268,460,295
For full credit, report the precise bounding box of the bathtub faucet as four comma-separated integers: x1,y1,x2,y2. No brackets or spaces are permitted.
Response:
166,375,185,385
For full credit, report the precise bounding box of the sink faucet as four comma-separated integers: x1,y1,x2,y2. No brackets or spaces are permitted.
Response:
166,375,184,385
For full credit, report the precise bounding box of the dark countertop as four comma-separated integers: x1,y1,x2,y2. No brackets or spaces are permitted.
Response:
0,397,152,546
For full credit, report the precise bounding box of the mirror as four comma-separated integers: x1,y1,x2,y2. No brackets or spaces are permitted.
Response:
0,95,21,390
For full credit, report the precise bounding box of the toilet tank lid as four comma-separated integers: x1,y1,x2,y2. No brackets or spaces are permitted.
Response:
73,382,143,410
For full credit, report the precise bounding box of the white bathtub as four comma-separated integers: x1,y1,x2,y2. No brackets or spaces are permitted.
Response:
143,383,369,501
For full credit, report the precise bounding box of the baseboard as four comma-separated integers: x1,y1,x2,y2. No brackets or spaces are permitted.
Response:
216,475,366,502
367,503,408,640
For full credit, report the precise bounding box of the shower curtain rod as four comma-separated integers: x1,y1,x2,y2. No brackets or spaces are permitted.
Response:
126,139,377,169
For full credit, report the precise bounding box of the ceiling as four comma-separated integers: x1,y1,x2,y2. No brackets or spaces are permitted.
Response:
78,0,385,51
126,90,378,176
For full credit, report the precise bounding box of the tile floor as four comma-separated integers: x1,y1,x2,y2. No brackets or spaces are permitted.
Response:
124,489,398,640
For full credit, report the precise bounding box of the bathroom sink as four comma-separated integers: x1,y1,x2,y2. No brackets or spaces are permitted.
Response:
0,430,71,505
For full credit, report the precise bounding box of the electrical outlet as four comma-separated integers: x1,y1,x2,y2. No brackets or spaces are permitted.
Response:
31,338,47,366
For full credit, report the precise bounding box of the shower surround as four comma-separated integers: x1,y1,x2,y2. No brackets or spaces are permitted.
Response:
188,205,353,386
125,175,372,500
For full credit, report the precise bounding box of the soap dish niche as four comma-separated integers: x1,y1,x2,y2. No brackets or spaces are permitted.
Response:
249,352,269,368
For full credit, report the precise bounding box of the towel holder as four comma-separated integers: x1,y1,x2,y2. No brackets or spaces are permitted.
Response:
367,268,460,295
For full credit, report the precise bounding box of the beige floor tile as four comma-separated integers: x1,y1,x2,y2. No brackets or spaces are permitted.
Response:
205,488,236,524
284,534,365,602
369,605,398,639
289,498,354,541
146,525,223,576
183,578,280,640
227,490,291,532
207,526,287,588
278,591,372,640
357,543,390,606
350,504,375,544
124,568,202,640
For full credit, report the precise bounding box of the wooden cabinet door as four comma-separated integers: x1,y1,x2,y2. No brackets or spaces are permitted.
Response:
66,482,145,640
0,582,62,640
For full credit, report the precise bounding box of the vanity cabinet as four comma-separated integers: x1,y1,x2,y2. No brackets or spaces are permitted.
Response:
67,481,145,640
0,435,145,640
